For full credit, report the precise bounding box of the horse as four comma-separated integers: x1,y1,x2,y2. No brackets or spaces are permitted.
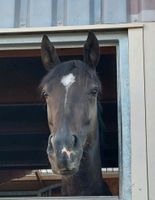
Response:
40,32,111,196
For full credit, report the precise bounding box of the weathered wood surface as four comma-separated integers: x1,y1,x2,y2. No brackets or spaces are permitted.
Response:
0,170,31,184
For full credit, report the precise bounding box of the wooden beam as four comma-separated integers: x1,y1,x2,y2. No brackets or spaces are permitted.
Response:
0,47,115,58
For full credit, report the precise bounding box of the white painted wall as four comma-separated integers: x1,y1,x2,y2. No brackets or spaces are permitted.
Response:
143,22,155,200
129,22,155,200
128,27,148,200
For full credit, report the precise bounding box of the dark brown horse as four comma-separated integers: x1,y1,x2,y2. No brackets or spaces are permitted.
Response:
40,32,111,196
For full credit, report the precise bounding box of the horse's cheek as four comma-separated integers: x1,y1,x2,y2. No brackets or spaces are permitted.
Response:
47,103,51,119
46,101,55,126
89,97,97,118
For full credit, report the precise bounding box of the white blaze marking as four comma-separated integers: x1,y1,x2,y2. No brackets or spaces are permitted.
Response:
61,73,75,88
61,147,72,159
61,73,75,108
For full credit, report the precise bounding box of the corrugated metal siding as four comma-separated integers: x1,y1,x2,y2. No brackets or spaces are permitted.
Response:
0,0,155,28
0,0,15,28
0,0,127,28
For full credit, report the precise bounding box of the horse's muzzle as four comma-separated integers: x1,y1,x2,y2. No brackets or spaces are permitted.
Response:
47,151,79,176
47,133,82,176
59,168,78,176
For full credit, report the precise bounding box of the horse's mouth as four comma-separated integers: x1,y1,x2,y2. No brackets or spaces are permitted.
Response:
59,168,77,176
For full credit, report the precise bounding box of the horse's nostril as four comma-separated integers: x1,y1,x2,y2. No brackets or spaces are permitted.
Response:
72,135,78,148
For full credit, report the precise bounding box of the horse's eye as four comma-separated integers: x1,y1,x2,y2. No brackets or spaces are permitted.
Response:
89,87,98,96
42,90,48,98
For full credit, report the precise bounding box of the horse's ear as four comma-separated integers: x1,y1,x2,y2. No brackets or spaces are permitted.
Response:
41,35,60,71
83,31,100,69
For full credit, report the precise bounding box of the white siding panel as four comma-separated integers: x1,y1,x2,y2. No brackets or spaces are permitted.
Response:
128,28,148,200
143,22,155,200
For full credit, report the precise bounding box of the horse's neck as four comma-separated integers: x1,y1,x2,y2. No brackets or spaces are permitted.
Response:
61,128,104,196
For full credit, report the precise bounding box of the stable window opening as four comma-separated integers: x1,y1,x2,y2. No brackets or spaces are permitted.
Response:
0,32,129,199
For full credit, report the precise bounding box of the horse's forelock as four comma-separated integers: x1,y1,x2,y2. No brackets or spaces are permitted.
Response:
40,60,100,92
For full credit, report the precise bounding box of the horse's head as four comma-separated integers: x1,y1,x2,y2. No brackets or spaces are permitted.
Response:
40,32,100,176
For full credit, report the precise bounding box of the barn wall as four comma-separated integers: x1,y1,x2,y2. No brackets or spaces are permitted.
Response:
129,27,148,200
129,22,155,200
0,0,155,28
0,0,127,28
0,22,155,199
143,22,155,200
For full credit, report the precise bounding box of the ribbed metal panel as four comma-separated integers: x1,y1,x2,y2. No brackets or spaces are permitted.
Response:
0,0,155,28
0,0,128,28
0,0,16,28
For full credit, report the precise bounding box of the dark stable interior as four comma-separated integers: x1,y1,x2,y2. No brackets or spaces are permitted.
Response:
0,47,118,170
